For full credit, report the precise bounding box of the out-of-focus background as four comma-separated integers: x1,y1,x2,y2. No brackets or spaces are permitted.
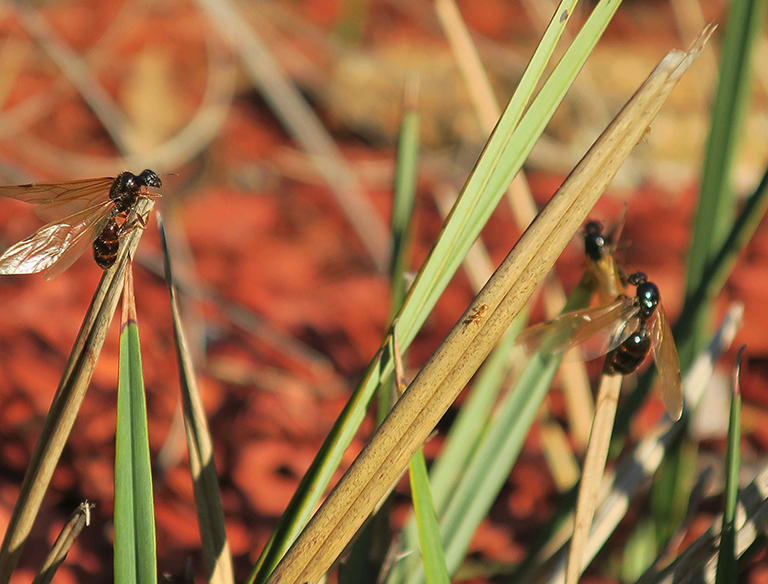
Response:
1,0,768,582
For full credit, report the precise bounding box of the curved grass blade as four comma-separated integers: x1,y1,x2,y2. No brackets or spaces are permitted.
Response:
715,347,745,584
248,5,625,582
0,197,155,583
158,213,235,584
684,0,768,360
114,264,157,584
32,502,93,584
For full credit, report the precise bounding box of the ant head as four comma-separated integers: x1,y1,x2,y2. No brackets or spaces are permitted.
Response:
137,169,162,189
583,221,606,262
583,221,603,235
629,272,659,318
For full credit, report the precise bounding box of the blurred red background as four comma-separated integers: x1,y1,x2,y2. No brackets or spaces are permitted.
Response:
0,1,767,582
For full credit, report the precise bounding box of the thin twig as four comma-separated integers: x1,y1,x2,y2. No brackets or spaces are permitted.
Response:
564,372,623,584
195,0,390,274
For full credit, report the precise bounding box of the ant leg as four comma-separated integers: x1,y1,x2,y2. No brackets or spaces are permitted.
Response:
119,212,151,236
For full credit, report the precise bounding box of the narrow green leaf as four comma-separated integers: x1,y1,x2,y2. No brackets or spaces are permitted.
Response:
715,346,744,584
0,197,155,581
684,0,768,359
114,265,157,584
380,78,420,422
342,82,422,584
387,85,450,584
409,450,450,584
247,5,623,581
401,277,593,584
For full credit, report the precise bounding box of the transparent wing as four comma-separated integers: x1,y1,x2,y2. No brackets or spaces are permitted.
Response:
0,177,114,221
0,201,113,279
605,203,627,253
587,254,625,305
517,296,638,358
650,303,683,419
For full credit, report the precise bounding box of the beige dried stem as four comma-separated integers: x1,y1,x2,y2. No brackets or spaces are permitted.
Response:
31,502,92,584
562,28,715,584
264,25,713,584
563,372,623,584
0,197,156,583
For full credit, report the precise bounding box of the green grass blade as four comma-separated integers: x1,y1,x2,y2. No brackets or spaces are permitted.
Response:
427,322,523,514
379,78,420,422
342,80,422,584
715,347,744,584
158,214,235,584
114,265,157,584
409,450,450,584
0,197,155,582
683,0,768,359
402,279,593,584
247,6,623,581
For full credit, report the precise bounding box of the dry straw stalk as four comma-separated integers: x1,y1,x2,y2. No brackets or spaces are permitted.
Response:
265,28,712,584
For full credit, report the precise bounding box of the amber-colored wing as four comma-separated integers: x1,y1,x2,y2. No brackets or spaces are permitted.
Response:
605,204,627,254
0,177,114,222
516,296,638,358
587,254,624,305
650,303,683,419
0,201,113,279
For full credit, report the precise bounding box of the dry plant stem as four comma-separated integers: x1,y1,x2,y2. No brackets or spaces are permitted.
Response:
434,0,594,449
195,0,390,274
160,213,235,584
6,31,236,177
264,33,708,584
12,5,138,153
564,372,623,584
538,303,744,584
0,199,154,583
32,502,92,584
539,416,581,491
434,184,580,489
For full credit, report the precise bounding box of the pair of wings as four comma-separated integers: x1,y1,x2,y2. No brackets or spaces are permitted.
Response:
0,177,118,280
517,296,683,420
